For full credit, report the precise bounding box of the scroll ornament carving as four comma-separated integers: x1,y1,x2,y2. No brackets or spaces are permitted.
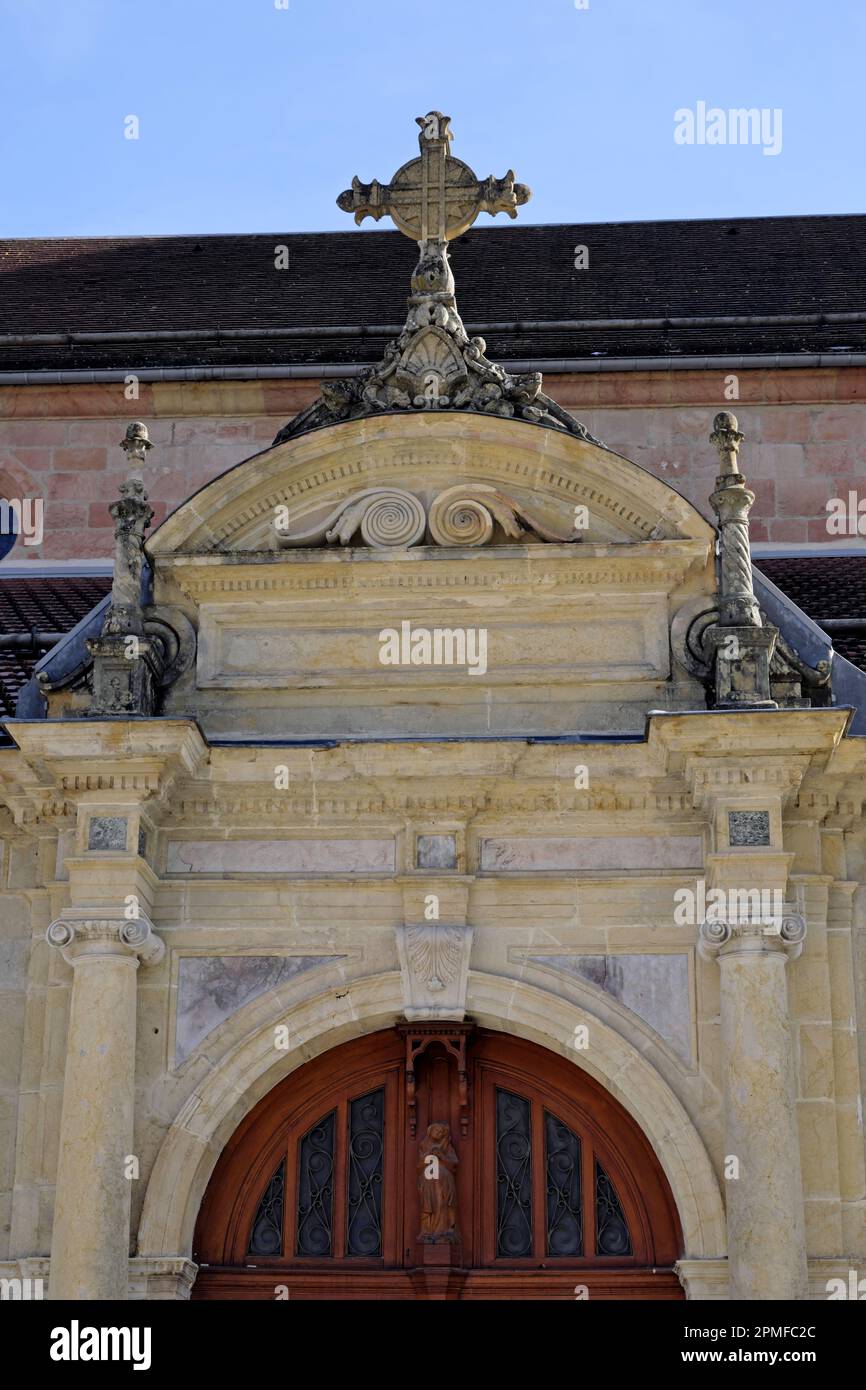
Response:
698,912,806,961
670,594,831,708
46,915,165,966
276,484,579,549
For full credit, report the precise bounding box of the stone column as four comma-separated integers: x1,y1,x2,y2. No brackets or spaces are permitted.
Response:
700,914,809,1300
45,914,163,1301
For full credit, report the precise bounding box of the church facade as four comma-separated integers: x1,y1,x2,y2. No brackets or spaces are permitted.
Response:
1,115,866,1302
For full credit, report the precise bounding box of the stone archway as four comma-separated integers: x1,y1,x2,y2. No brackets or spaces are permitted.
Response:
137,971,725,1290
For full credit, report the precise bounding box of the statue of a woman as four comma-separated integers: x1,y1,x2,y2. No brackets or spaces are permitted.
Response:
417,1121,460,1243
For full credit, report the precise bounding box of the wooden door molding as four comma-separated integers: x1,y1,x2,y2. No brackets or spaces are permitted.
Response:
193,1027,683,1300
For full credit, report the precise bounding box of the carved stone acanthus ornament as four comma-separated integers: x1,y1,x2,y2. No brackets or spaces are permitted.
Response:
396,922,473,1020
274,113,600,446
276,483,580,549
698,912,807,962
45,914,165,967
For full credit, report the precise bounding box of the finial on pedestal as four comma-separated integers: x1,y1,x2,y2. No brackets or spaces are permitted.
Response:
120,421,153,479
709,411,744,476
706,410,777,709
120,421,152,458
85,421,162,716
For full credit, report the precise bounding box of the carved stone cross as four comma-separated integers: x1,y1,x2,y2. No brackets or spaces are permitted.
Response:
337,111,530,245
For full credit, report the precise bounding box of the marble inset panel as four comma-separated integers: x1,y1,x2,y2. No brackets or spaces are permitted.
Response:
166,838,395,874
176,954,345,1065
481,836,703,872
87,816,128,851
416,834,458,870
728,810,771,847
526,952,691,1063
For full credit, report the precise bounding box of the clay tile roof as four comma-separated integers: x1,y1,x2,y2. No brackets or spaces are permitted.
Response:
756,557,866,671
0,575,111,718
1,213,865,372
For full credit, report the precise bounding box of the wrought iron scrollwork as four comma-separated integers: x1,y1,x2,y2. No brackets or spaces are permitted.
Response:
595,1161,632,1256
544,1112,582,1257
495,1088,533,1257
296,1111,336,1257
346,1089,385,1257
248,1158,285,1256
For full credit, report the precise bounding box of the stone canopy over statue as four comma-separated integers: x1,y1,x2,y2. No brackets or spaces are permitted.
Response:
275,112,598,445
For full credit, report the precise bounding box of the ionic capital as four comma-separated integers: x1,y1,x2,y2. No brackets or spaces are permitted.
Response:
698,912,806,962
45,913,164,967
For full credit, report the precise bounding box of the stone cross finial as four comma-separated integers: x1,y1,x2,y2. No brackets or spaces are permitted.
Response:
274,113,598,446
336,111,530,245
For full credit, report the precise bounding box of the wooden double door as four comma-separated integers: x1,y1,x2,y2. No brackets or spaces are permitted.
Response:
193,1028,683,1299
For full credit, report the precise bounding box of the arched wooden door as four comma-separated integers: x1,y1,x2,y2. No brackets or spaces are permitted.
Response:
193,1027,683,1299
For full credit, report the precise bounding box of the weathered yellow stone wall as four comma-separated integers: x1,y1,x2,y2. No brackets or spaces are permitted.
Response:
1,715,864,1297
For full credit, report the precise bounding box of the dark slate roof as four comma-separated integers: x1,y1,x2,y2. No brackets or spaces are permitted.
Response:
1,214,865,372
757,557,866,671
0,561,864,727
0,576,111,718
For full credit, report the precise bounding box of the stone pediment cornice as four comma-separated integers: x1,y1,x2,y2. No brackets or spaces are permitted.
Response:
147,413,714,558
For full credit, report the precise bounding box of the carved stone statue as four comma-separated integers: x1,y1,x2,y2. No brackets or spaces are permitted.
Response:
417,1122,460,1243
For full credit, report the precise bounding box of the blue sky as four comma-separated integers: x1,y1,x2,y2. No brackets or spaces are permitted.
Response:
0,0,862,236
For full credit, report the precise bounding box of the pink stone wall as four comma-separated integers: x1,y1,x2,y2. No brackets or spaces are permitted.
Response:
0,370,863,561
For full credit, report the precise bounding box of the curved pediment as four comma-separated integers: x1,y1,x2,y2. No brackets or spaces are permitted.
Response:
147,412,714,558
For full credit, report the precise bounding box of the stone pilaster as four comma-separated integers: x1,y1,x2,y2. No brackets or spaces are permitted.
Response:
45,913,163,1301
684,748,811,1299
699,914,808,1299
